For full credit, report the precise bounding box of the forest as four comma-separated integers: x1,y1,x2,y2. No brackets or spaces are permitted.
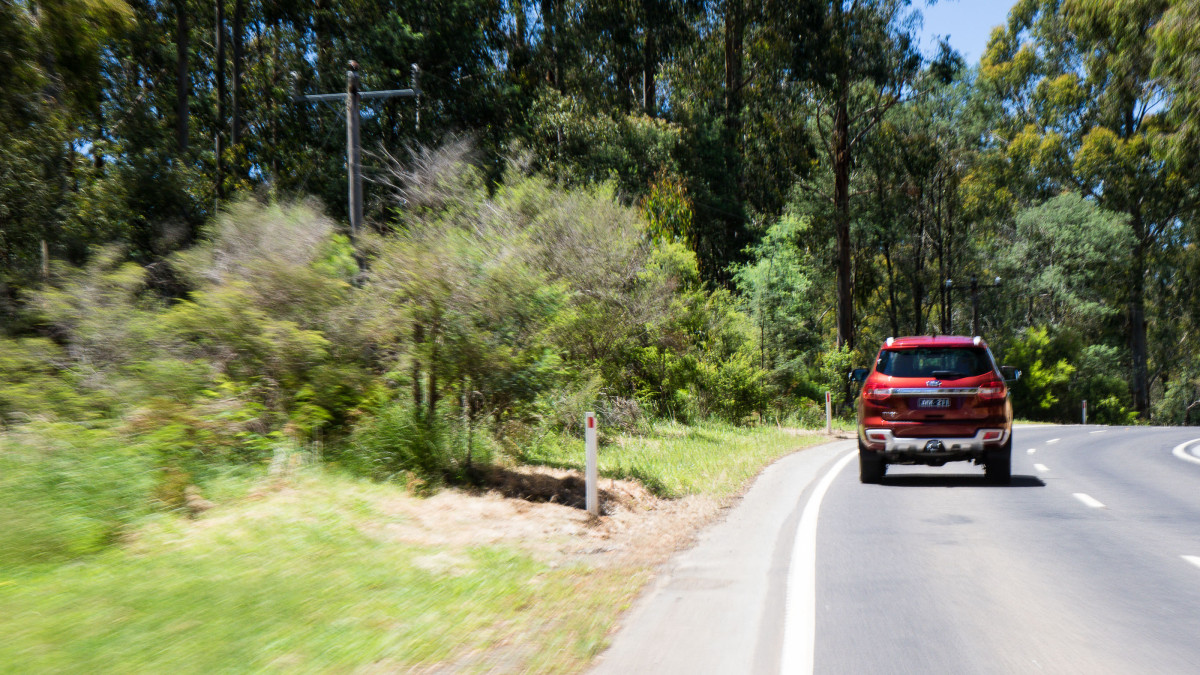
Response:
3,0,1200,499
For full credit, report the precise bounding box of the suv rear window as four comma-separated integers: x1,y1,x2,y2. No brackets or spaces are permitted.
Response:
875,347,994,379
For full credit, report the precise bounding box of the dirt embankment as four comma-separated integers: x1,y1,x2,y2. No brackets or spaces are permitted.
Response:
367,465,723,572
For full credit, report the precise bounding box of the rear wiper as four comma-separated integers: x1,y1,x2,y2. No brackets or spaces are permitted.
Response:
931,370,965,379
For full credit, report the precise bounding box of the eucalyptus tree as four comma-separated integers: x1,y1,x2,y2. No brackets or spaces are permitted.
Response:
980,0,1199,416
773,0,921,349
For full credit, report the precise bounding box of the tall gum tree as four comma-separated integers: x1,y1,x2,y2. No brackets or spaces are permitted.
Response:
980,0,1198,417
775,0,920,349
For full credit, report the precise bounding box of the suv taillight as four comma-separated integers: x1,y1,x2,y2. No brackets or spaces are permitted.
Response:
863,383,893,402
978,379,1006,400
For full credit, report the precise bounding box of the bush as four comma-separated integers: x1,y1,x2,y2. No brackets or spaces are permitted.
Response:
0,337,112,426
345,399,495,487
0,424,155,567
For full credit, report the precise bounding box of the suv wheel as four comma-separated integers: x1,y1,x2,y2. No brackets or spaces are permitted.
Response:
985,438,1012,484
859,441,886,484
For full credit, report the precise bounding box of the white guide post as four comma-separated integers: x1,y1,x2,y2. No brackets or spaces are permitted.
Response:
825,391,832,434
585,412,598,516
1082,399,1087,425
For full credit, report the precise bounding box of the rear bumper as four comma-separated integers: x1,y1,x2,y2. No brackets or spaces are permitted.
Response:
861,428,1009,462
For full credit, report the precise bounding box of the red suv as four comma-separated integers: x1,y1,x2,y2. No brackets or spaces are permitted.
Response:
850,336,1020,484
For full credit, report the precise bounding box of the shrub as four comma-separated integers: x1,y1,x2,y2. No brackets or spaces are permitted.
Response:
345,398,494,487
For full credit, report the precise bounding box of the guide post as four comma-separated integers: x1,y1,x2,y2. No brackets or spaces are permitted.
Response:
585,412,598,516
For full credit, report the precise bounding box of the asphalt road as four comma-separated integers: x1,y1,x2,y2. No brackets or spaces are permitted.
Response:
592,426,1200,675
817,425,1200,674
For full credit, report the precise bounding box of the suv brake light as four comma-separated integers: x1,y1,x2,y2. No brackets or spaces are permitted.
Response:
863,383,893,402
978,379,1006,400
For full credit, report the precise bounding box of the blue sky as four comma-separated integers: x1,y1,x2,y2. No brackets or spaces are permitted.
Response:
916,0,1018,64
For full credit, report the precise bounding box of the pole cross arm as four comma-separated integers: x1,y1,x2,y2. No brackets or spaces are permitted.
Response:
293,92,346,103
294,88,419,103
361,88,419,100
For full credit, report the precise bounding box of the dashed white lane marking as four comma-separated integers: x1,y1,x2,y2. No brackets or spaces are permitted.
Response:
1171,439,1200,467
1089,429,1107,434
1026,448,1037,454
782,450,856,675
1183,556,1200,570
1046,438,1061,444
1073,493,1106,509
1034,463,1049,472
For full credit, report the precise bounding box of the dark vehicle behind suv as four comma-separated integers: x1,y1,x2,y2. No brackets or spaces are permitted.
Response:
850,336,1021,484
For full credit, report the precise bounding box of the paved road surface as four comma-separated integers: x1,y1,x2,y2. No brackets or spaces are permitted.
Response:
817,425,1200,674
591,426,1200,674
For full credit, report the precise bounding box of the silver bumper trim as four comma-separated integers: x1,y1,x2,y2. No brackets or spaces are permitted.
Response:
865,428,1009,453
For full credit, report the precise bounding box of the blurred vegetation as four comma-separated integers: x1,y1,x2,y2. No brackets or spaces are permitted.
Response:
1,149,822,571
0,470,640,673
3,0,1200,610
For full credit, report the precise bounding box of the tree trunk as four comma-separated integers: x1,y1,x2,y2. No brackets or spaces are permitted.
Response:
412,323,425,415
643,29,656,116
723,0,743,132
231,0,244,150
174,0,189,152
834,84,853,349
427,327,439,420
1129,232,1150,417
512,0,528,75
540,0,559,89
214,0,226,199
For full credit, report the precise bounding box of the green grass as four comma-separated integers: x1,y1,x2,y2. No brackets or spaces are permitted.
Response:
0,422,829,672
0,424,155,567
523,421,829,499
0,472,639,673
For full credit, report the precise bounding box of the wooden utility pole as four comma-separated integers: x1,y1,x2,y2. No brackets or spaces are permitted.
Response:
293,62,421,250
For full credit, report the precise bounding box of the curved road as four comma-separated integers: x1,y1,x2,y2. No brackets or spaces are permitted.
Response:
592,426,1200,675
817,425,1200,674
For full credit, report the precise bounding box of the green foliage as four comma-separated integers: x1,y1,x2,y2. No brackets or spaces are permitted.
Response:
345,398,494,488
1004,327,1078,418
1075,345,1138,425
998,194,1132,328
520,420,827,499
641,170,693,245
0,338,110,425
529,89,682,197
0,423,154,567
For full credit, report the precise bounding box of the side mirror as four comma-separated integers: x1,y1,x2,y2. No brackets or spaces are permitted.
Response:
848,368,869,384
1000,366,1021,382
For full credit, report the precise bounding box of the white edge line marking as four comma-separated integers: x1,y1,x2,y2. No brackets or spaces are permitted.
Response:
1046,438,1061,444
1073,493,1106,509
1183,556,1200,570
1026,448,1037,454
1034,464,1049,472
1171,439,1200,466
1089,429,1107,434
781,450,856,675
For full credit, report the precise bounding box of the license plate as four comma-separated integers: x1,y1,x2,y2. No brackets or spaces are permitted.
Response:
917,398,951,408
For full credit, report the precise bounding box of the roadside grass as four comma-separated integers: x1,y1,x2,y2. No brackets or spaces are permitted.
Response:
521,421,829,499
0,421,827,672
0,424,155,568
0,471,645,673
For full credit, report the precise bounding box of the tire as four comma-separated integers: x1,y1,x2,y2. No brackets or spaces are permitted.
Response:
859,442,886,484
985,438,1012,484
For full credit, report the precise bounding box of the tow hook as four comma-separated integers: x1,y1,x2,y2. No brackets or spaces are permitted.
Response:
924,440,945,453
